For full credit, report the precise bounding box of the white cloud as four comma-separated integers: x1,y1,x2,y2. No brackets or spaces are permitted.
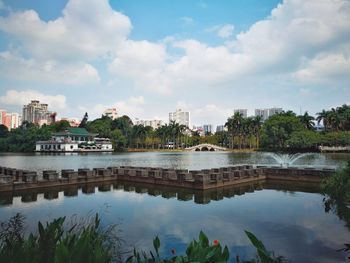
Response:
217,24,234,39
1,0,350,104
108,40,171,94
0,0,131,60
294,52,350,82
83,96,146,119
205,24,234,39
180,16,195,26
0,51,100,85
0,90,67,110
192,104,233,126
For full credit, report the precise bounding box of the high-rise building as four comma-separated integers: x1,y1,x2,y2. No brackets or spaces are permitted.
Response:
22,100,54,126
234,109,248,118
134,118,164,129
0,109,21,130
103,108,118,120
169,109,191,127
10,113,20,129
269,107,283,117
255,108,283,121
0,109,6,125
255,109,269,121
203,124,213,135
216,125,225,133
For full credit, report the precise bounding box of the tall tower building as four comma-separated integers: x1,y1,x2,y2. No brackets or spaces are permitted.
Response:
169,109,191,127
22,100,53,126
255,109,269,121
269,107,283,117
234,109,248,118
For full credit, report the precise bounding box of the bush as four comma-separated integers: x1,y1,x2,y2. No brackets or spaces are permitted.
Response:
0,214,117,263
127,231,284,263
321,161,350,203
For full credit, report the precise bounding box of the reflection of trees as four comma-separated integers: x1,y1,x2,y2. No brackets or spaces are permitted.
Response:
324,198,350,231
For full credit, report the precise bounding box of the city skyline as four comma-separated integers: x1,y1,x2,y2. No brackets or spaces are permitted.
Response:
0,0,349,127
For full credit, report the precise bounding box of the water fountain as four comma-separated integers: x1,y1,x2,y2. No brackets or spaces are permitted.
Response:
266,152,315,167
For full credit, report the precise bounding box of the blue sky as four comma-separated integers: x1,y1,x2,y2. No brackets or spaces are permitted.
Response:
0,0,349,127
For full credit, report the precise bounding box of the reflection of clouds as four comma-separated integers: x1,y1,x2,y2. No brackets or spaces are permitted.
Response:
1,183,349,262
111,189,145,203
5,192,65,210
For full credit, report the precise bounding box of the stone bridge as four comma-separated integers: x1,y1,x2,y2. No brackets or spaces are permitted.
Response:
185,143,227,152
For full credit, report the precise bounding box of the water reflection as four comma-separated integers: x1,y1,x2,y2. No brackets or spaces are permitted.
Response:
0,181,271,206
1,152,349,173
0,180,349,262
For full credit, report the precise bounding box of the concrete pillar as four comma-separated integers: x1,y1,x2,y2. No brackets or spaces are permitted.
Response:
43,170,58,181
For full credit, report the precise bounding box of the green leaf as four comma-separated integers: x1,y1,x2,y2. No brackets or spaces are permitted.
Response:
198,231,209,247
222,246,230,261
245,230,266,251
153,235,160,254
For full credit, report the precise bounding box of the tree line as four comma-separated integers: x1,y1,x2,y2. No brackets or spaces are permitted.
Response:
0,104,349,152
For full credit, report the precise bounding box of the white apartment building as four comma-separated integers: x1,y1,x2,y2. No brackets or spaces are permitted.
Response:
22,100,54,126
234,109,248,118
134,118,164,129
255,108,283,121
169,109,191,128
255,109,269,121
103,108,118,120
269,107,283,117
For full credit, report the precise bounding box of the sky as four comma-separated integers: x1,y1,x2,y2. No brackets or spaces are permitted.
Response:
0,0,349,127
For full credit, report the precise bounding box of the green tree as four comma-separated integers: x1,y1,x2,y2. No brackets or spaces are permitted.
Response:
298,111,315,130
0,125,8,138
261,112,305,149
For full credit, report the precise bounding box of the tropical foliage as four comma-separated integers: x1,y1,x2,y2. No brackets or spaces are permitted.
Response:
316,104,350,132
321,161,350,204
0,213,119,263
0,104,350,152
0,213,284,263
127,230,283,263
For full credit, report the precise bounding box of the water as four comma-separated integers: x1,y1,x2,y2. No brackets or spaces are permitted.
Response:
0,151,349,173
266,152,317,167
0,151,350,262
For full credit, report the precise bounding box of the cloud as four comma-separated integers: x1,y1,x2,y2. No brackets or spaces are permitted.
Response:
205,24,234,39
215,24,235,39
81,96,146,119
192,104,233,125
294,52,350,82
108,40,171,94
110,0,350,96
0,51,100,85
1,0,350,104
180,16,195,26
0,0,131,60
0,90,67,110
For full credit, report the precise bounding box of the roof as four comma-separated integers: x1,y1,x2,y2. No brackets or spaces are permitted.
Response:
53,128,97,136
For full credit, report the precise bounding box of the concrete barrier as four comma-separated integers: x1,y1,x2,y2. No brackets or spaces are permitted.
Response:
0,165,336,192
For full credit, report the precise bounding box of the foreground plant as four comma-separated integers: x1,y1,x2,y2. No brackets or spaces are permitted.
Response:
0,213,284,263
126,231,283,263
321,161,350,204
0,213,117,263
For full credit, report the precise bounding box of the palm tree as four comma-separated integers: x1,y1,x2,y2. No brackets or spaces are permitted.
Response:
298,111,315,130
316,110,330,131
225,112,244,149
252,116,262,148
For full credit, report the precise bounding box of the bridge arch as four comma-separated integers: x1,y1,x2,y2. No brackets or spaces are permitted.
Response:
185,143,227,152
